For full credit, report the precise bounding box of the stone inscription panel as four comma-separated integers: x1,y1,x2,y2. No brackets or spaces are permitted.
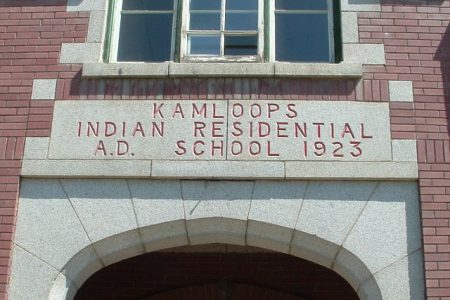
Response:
48,100,392,161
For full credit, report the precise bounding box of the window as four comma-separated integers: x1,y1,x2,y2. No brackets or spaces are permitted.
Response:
109,0,341,63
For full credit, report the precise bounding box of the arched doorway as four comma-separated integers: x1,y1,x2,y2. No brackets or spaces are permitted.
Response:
74,244,359,300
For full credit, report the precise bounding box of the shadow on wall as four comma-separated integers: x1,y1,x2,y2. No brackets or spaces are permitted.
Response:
0,0,65,7
435,20,450,137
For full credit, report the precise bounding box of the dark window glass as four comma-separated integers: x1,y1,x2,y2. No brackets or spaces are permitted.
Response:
276,0,328,10
118,14,173,62
276,13,330,62
226,0,258,10
189,35,221,55
190,12,221,30
122,0,174,11
190,0,221,10
225,12,258,30
224,35,257,55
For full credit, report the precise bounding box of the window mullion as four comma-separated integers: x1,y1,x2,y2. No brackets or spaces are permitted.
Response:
327,0,335,63
220,0,226,56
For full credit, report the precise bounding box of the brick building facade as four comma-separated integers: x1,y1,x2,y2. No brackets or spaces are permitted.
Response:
0,0,449,299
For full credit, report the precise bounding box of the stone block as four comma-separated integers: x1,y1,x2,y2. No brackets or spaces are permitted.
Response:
60,43,102,64
333,247,373,290
141,221,189,252
9,246,59,300
152,161,285,179
63,245,103,288
31,79,56,100
21,159,152,177
389,80,414,102
285,161,418,180
249,181,307,228
290,231,340,269
23,137,49,160
274,62,362,77
48,273,77,300
342,12,359,43
169,62,274,77
87,11,105,43
16,179,91,270
187,218,247,246
342,182,421,274
374,250,425,300
246,221,292,253
93,229,145,266
296,181,377,245
392,139,417,162
83,62,169,77
67,0,106,11
340,0,381,12
344,44,385,64
181,181,253,221
60,179,138,242
128,180,185,227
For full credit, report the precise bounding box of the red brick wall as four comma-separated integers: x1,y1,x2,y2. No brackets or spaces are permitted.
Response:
0,0,448,299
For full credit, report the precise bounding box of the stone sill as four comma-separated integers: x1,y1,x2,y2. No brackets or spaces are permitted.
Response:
21,160,418,180
82,62,363,78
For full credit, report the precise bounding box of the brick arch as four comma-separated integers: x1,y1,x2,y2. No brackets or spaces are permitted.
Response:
49,218,381,300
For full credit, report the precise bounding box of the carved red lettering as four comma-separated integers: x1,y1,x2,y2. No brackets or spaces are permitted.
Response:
153,103,164,118
341,123,355,138
286,104,297,119
105,122,117,137
267,141,279,157
267,103,279,118
172,103,185,119
277,122,288,138
192,103,207,118
361,124,373,139
212,104,225,119
295,123,307,138
193,141,205,156
230,141,243,155
232,103,244,118
132,122,145,137
87,122,99,137
152,122,164,137
231,122,243,137
249,141,261,156
250,104,262,118
211,140,224,156
313,123,324,138
94,140,106,156
193,122,206,137
77,122,82,137
116,140,129,156
258,122,270,137
175,140,186,155
211,122,224,137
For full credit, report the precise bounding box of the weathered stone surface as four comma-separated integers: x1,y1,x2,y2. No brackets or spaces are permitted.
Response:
32,79,57,100
389,81,414,102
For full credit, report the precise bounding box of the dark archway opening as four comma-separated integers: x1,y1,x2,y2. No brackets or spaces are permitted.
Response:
75,244,360,300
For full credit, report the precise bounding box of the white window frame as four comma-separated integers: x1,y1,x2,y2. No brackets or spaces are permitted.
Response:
269,0,335,63
110,0,179,63
179,0,265,62
109,0,337,64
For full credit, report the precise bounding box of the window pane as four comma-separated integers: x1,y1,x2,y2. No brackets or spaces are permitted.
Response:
190,0,221,10
122,0,174,11
224,35,257,55
276,0,328,10
118,14,173,62
226,0,258,10
275,13,330,62
190,12,221,30
225,12,258,30
189,35,221,55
